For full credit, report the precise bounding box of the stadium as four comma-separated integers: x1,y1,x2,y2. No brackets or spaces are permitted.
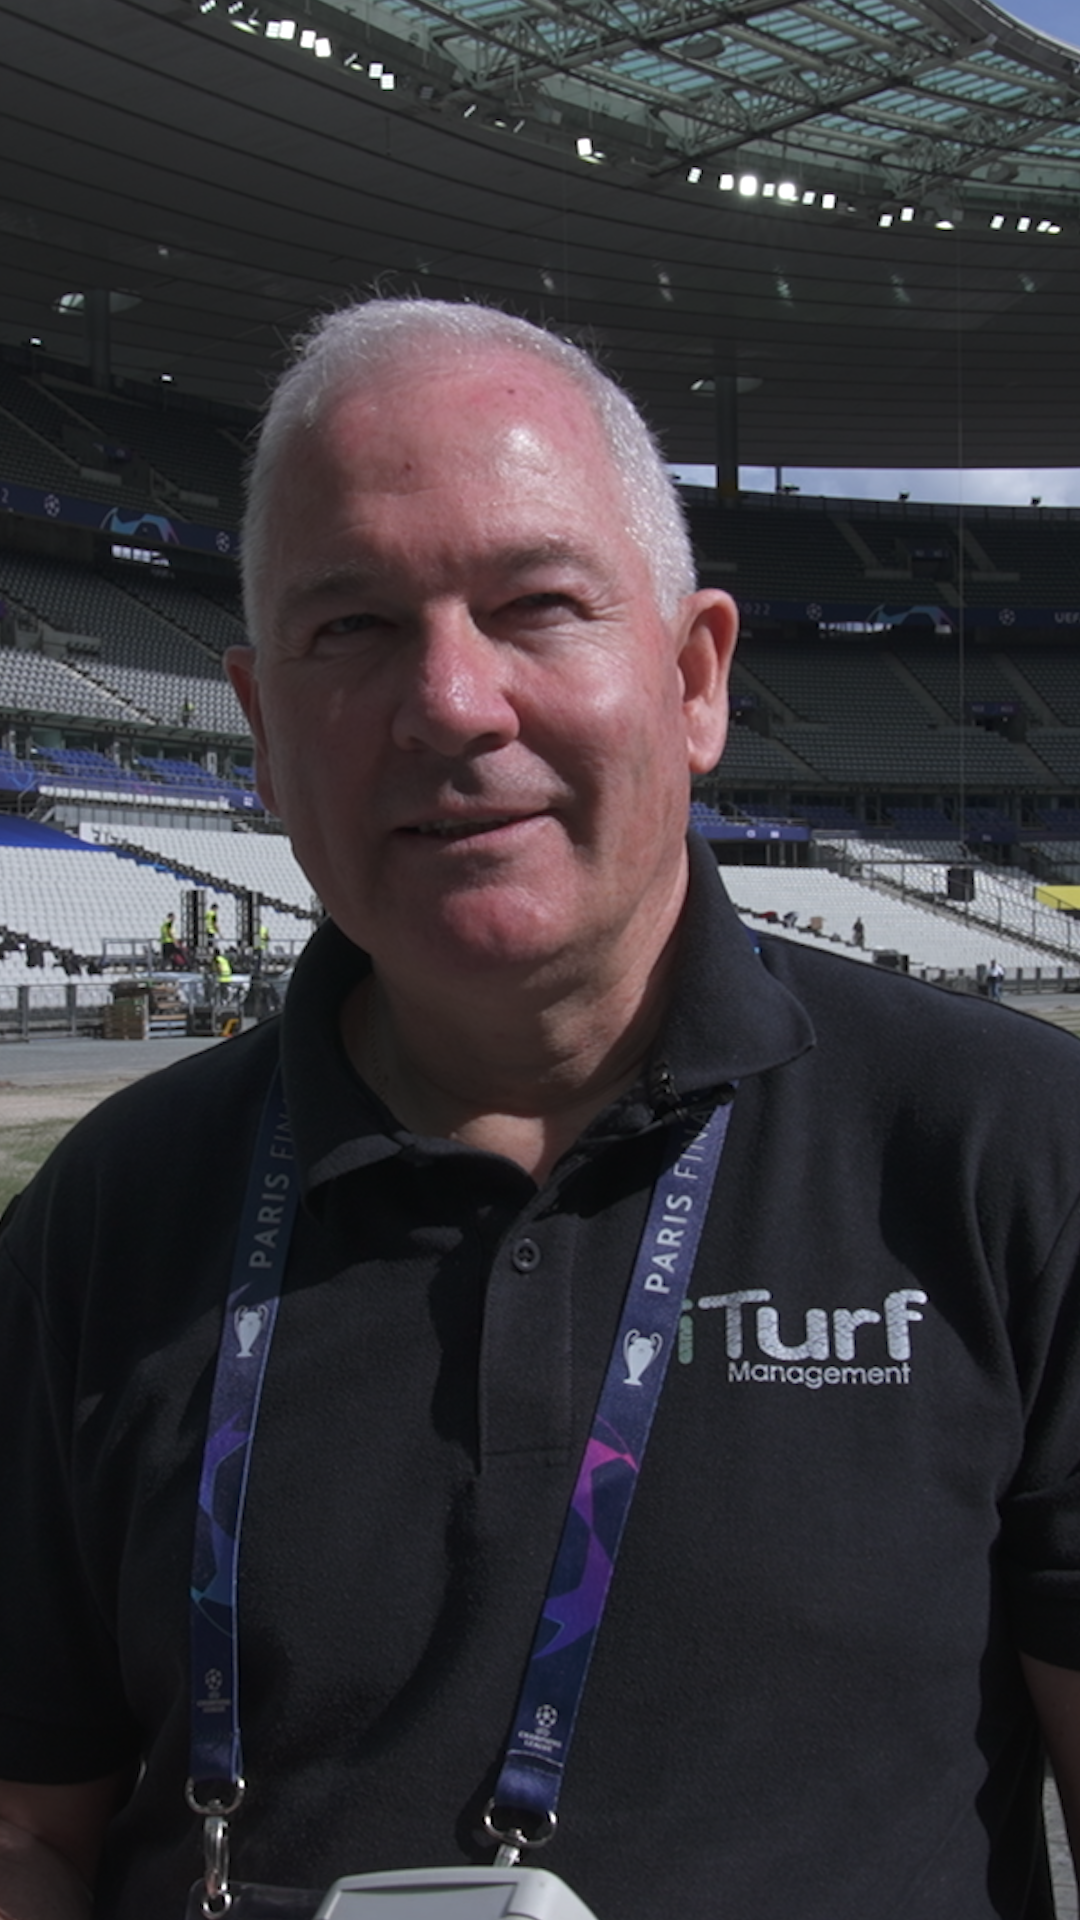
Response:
2,0,1080,1036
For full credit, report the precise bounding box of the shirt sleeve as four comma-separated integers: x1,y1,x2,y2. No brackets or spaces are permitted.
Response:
999,1183,1080,1670
0,1194,143,1781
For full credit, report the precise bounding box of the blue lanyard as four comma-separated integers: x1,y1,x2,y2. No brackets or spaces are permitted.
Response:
186,1067,733,1856
486,1103,730,1854
189,1074,297,1803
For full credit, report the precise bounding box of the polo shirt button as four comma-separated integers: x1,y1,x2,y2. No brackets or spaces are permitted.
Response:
511,1237,541,1272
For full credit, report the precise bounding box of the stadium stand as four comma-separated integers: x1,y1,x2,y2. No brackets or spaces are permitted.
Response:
3,364,1080,1011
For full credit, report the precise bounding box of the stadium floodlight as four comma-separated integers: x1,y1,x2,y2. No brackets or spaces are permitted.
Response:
300,27,316,46
990,214,1005,229
576,136,603,162
777,181,798,202
719,173,735,191
935,218,954,230
160,372,174,383
686,166,702,184
801,189,816,205
314,36,332,56
198,1,216,13
380,72,394,87
738,173,759,196
900,206,915,222
879,212,894,227
1037,220,1053,232
266,19,297,36
821,192,837,210
1017,215,1031,231
369,60,382,75
762,182,776,198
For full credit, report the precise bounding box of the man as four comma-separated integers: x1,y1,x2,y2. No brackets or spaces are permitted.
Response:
0,300,1078,1920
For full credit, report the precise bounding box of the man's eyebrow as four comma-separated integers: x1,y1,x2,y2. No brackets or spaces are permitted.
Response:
275,542,616,618
276,562,389,619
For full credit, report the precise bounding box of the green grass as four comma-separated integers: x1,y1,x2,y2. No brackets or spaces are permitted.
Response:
0,1117,78,1218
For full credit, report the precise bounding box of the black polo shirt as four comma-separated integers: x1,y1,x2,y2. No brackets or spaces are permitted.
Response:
1,837,1079,1920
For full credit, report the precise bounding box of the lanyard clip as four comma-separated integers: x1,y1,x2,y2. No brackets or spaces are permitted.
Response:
482,1803,556,1868
186,1778,246,1918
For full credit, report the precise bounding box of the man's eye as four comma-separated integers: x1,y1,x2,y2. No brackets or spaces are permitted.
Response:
509,592,580,618
317,613,385,638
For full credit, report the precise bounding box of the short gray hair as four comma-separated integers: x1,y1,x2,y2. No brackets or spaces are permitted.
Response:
241,298,695,639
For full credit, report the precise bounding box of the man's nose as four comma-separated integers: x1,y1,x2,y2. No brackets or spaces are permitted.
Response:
390,607,519,755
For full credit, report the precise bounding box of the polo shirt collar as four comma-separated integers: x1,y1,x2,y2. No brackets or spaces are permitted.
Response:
281,831,815,1196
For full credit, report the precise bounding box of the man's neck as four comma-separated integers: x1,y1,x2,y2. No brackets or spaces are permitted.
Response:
340,929,682,1185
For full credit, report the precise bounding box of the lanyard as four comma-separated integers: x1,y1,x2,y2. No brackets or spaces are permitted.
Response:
486,1102,730,1856
186,1067,732,1864
189,1075,297,1803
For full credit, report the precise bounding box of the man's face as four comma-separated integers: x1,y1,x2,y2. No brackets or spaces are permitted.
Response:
228,352,736,988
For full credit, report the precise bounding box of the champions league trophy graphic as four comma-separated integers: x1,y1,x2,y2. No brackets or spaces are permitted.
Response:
234,1302,268,1359
623,1329,662,1386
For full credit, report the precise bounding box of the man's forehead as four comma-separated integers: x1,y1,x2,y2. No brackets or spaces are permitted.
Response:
312,346,606,468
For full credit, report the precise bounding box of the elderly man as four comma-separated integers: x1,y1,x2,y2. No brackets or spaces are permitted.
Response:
0,301,1078,1920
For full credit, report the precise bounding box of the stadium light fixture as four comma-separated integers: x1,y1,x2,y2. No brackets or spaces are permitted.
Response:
821,192,837,210
738,173,759,196
801,189,816,205
1017,215,1031,231
160,372,174,383
990,214,1005,229
300,27,316,46
369,60,382,75
762,182,776,198
198,1,216,13
719,173,735,191
900,206,915,222
266,18,296,36
777,181,798,202
878,212,894,227
380,72,394,87
462,102,477,116
576,136,604,162
686,166,702,184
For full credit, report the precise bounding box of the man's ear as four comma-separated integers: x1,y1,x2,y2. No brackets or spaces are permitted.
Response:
225,645,280,817
675,590,740,773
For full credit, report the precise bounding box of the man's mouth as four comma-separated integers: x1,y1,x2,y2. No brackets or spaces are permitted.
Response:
408,815,524,840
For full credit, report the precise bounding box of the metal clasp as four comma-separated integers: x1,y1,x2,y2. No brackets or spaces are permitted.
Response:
185,1778,246,1918
481,1802,556,1868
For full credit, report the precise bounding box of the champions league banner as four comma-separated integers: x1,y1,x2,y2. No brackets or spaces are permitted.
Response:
5,477,1079,630
0,475,238,559
715,593,1080,634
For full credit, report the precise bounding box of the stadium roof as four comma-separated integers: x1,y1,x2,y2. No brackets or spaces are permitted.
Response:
1,0,1077,468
